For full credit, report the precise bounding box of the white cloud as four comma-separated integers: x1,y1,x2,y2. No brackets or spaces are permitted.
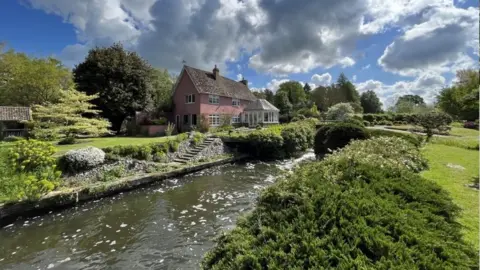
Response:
236,73,243,81
356,72,446,108
361,64,371,70
266,79,290,92
378,6,478,76
311,73,332,86
352,75,357,82
339,57,356,68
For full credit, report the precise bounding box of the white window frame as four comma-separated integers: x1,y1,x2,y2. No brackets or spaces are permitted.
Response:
231,115,240,124
185,94,195,104
232,98,240,106
209,114,220,126
209,94,219,104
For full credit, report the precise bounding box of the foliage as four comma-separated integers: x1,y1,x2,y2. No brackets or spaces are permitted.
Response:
303,83,312,96
192,132,206,146
246,129,284,159
314,123,369,155
30,88,111,140
198,114,210,133
437,69,479,121
325,102,354,121
295,103,320,118
7,139,57,172
463,121,478,130
273,91,293,116
73,43,155,133
396,94,425,106
277,81,306,106
202,137,477,269
1,140,61,201
360,90,383,113
280,122,315,155
0,49,73,106
415,111,453,140
368,129,423,148
57,136,77,145
96,166,125,182
60,147,106,173
165,122,175,136
150,68,174,112
3,136,23,142
168,139,180,152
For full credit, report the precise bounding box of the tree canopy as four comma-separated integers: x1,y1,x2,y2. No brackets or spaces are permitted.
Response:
277,81,307,107
150,68,174,112
0,49,73,106
73,43,154,133
274,91,293,116
30,88,111,140
437,69,479,120
360,90,383,113
396,94,425,106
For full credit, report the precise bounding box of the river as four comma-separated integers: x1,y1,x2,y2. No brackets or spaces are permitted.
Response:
0,152,315,270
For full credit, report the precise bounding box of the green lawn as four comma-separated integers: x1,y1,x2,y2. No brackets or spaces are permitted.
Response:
54,136,177,155
421,128,479,249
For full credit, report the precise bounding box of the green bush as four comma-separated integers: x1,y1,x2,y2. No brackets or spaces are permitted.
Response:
344,117,365,127
281,122,314,156
202,137,477,269
314,123,369,155
57,136,77,145
3,136,23,142
369,128,423,148
168,140,179,152
192,132,205,146
246,130,284,159
416,111,453,140
8,139,57,172
363,120,370,126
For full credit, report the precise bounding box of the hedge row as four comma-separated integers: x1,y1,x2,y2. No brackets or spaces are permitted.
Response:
202,136,478,269
363,113,420,124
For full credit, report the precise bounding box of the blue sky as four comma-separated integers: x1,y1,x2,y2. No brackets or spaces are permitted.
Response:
1,0,478,108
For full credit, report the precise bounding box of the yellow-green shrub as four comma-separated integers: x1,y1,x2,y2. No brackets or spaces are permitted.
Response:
8,139,57,172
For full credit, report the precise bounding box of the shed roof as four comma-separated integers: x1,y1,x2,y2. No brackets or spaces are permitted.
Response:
244,99,279,111
0,106,31,121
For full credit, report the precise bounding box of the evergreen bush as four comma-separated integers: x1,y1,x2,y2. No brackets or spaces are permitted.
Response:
314,123,369,155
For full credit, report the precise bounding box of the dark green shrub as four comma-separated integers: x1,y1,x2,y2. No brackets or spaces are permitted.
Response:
58,136,76,145
344,118,365,127
202,138,477,269
281,122,314,156
246,130,284,159
314,123,369,155
363,120,370,126
168,140,179,152
416,111,453,140
369,129,423,148
150,142,169,154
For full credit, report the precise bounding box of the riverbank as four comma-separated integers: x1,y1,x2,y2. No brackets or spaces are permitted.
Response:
0,154,247,225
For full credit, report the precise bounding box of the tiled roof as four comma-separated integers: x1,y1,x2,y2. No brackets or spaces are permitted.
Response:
0,106,31,121
184,65,256,101
244,99,279,111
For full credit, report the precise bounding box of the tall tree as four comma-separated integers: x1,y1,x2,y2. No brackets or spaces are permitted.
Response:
73,43,154,133
274,91,293,116
437,69,479,120
277,81,306,106
0,50,73,106
264,89,275,103
30,87,111,140
335,73,361,112
150,68,174,112
396,94,425,106
311,86,330,111
303,83,312,95
253,91,266,99
360,90,383,113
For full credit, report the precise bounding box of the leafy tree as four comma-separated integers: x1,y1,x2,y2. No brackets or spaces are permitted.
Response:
30,88,111,140
311,86,330,111
274,91,293,116
437,69,479,120
0,49,73,106
264,89,275,103
335,73,361,112
396,94,425,106
150,68,174,112
415,111,453,141
253,91,266,99
303,83,312,95
73,43,154,133
360,90,383,113
277,81,306,106
326,102,354,121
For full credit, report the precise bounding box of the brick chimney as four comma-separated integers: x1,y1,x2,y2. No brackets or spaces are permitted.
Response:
213,65,219,80
240,76,248,86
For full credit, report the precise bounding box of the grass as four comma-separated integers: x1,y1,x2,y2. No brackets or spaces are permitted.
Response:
54,136,177,155
421,126,479,249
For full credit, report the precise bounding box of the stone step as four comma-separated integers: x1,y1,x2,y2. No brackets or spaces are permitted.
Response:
173,158,188,164
183,153,196,158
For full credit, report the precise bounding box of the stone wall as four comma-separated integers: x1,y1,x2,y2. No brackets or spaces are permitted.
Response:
190,138,229,162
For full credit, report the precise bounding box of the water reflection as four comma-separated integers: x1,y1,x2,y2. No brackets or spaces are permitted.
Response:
0,152,314,269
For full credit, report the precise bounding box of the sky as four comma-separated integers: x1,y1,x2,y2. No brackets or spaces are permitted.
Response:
0,0,478,108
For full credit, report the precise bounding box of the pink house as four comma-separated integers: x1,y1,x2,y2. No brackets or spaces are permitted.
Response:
172,65,261,131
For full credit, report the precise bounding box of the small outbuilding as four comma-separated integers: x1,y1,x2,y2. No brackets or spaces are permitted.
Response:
0,106,32,138
242,99,279,127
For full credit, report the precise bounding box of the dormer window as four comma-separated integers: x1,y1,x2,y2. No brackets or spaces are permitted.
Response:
232,98,240,106
209,94,219,104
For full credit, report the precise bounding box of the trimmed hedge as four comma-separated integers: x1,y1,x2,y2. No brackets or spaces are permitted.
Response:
368,128,423,148
202,137,478,269
314,123,369,155
281,122,315,156
363,113,420,125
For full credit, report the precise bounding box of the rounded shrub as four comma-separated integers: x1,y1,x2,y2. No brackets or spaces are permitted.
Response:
369,129,423,148
314,123,369,155
8,139,57,172
281,123,315,156
60,146,105,173
246,130,284,159
57,136,76,145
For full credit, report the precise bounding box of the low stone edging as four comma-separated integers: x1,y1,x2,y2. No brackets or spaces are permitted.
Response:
0,155,248,225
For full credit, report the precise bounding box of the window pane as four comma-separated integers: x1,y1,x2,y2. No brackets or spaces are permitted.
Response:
183,115,189,124
192,95,195,103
